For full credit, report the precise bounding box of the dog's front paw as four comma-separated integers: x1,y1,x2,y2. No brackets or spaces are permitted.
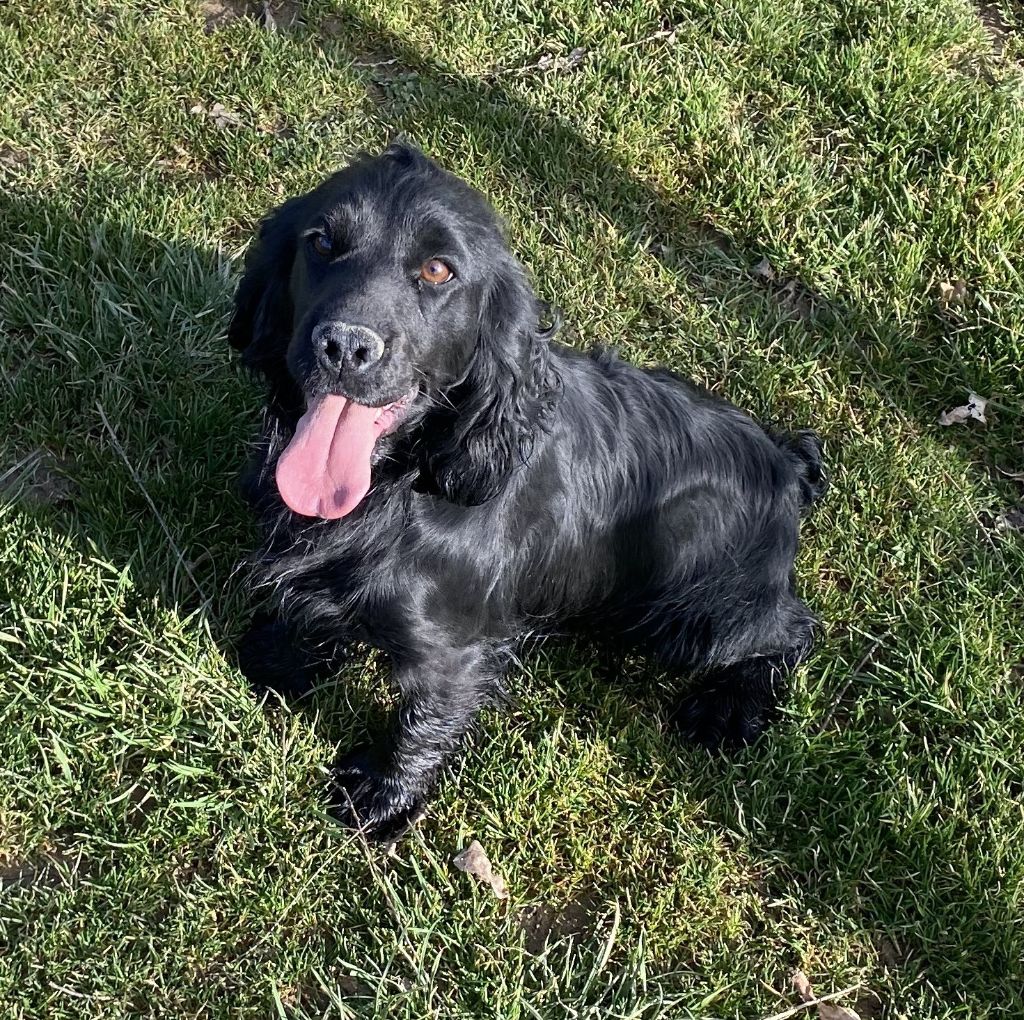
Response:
672,686,777,749
236,613,317,699
328,747,425,842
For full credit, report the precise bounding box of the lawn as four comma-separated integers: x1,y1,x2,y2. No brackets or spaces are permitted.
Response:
1,0,1023,1017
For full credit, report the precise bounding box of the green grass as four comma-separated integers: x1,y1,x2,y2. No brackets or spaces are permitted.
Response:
1,0,1023,1016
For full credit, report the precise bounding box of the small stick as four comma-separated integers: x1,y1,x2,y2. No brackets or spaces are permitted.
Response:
815,637,883,733
759,983,862,1020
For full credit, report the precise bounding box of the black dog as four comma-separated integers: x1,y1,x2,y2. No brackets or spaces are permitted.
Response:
229,143,826,840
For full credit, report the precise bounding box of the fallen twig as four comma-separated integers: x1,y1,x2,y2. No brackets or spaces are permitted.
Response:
759,984,862,1020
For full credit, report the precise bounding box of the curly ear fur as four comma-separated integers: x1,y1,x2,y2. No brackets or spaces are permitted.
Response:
228,194,309,373
427,261,561,505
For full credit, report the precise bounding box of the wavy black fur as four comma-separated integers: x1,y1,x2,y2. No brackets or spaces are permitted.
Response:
229,143,827,840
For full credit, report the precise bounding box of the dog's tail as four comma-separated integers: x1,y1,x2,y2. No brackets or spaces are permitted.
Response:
776,430,828,510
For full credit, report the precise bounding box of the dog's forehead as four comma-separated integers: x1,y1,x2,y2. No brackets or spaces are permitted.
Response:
318,157,499,245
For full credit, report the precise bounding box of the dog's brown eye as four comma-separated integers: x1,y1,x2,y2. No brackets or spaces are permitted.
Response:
311,233,334,258
419,258,453,284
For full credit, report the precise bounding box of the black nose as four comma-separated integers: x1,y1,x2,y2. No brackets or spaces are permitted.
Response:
313,322,385,375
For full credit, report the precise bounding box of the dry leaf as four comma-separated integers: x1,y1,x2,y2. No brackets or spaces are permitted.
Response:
938,392,987,426
750,258,817,320
791,970,862,1020
189,102,244,129
453,840,508,899
535,48,586,72
819,1002,862,1020
261,0,276,31
937,279,968,307
998,466,1024,482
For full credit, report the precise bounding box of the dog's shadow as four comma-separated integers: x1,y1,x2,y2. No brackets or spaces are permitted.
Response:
1,18,1020,1002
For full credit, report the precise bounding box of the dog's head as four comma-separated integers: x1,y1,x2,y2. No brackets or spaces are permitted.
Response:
229,143,559,519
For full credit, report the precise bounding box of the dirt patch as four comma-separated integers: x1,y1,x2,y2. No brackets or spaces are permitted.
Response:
260,1,305,31
122,784,160,831
321,14,346,39
0,451,76,507
0,143,30,170
198,0,304,33
854,989,885,1019
876,935,902,970
199,0,249,32
751,256,824,322
977,4,1013,57
519,892,602,954
0,850,83,890
155,144,220,182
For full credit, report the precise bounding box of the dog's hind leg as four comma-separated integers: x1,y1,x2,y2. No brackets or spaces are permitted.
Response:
669,602,816,749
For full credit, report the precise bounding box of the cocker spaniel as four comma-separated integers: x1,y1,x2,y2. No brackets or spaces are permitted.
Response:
229,143,826,840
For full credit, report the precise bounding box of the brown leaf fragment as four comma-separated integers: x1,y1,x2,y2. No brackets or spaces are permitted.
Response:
789,970,862,1020
938,392,987,426
189,102,244,129
750,258,817,320
533,48,586,72
452,840,508,899
937,278,968,307
793,970,816,1000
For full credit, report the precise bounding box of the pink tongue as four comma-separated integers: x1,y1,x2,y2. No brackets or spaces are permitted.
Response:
275,394,388,519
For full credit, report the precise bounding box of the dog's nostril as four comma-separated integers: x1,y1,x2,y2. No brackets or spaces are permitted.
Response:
345,333,385,372
316,323,385,375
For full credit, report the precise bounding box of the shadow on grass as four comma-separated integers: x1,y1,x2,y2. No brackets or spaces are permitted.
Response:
1,5,1021,1011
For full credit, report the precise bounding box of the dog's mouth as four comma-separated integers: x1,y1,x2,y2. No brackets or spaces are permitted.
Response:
275,389,416,519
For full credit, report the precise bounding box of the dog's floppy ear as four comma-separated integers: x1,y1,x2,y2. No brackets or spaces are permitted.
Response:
427,261,560,505
228,193,308,372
